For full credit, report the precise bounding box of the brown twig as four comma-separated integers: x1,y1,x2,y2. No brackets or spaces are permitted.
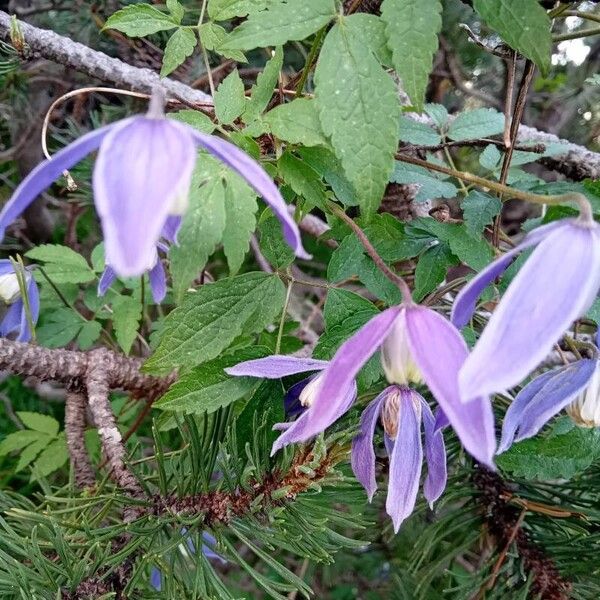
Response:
64,390,96,489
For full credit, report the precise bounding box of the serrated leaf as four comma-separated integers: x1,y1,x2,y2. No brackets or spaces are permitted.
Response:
161,28,197,77
479,144,502,171
278,152,327,211
144,272,286,374
208,0,272,21
258,214,295,269
170,157,227,299
222,0,336,51
398,115,441,145
166,0,185,23
154,347,267,413
244,46,283,123
199,22,247,62
222,175,257,275
391,161,458,201
447,108,505,141
15,437,50,472
0,430,42,456
214,70,246,125
473,0,551,75
424,103,448,129
349,13,393,67
413,243,457,301
444,225,493,271
16,412,59,436
36,308,83,348
112,295,142,355
169,110,215,133
263,99,328,147
381,0,442,111
26,245,95,284
77,320,103,350
104,4,178,37
315,17,400,214
31,434,68,480
462,191,502,235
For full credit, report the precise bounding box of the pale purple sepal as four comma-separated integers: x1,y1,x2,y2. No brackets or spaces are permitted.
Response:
0,265,40,343
188,130,310,261
386,388,423,533
98,266,116,296
498,359,597,453
420,395,447,507
284,377,311,418
225,355,328,378
404,305,496,468
460,221,600,403
150,567,162,591
451,220,565,328
162,216,182,244
350,388,390,502
148,259,167,303
94,117,196,277
0,125,114,239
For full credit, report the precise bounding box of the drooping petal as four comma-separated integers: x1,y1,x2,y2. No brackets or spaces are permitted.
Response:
433,408,450,432
405,305,496,468
386,389,423,533
306,307,401,432
271,381,357,455
200,532,227,564
148,259,167,303
351,389,390,501
460,222,600,402
0,260,17,276
0,300,23,338
94,117,196,277
420,394,447,508
284,377,311,418
0,125,115,239
188,129,310,260
499,359,597,452
225,355,328,378
162,216,182,244
98,266,117,297
150,567,162,591
451,220,566,328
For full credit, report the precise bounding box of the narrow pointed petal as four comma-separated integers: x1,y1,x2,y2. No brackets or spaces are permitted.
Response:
386,391,423,533
271,382,357,454
150,567,162,591
162,216,182,243
451,220,564,328
0,260,17,276
508,359,597,448
434,408,450,432
188,129,310,260
148,259,167,303
284,377,311,418
0,125,113,239
405,306,496,467
460,222,600,402
420,395,447,507
306,307,401,432
98,266,117,296
94,117,196,277
351,390,389,501
0,301,23,338
226,355,328,378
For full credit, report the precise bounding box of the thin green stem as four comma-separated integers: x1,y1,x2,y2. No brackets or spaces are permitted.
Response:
443,146,468,196
553,26,600,42
295,26,327,95
10,256,36,342
198,0,215,96
561,10,600,25
275,276,294,354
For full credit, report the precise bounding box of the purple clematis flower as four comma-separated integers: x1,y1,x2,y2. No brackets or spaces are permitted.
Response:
452,218,600,403
351,385,447,532
0,260,39,342
0,89,309,278
228,304,496,467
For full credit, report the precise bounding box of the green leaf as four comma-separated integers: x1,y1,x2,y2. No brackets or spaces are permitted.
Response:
77,320,103,350
170,157,227,299
462,191,502,235
299,147,356,205
36,308,83,348
444,225,493,271
15,437,49,472
349,13,393,67
145,272,286,374
278,152,327,211
104,4,178,37
381,0,442,111
413,243,457,301
169,109,216,133
160,28,197,77
447,108,505,141
263,98,328,147
479,144,502,171
16,412,59,437
111,295,142,355
258,214,295,269
166,0,185,23
32,435,69,480
26,245,95,284
0,430,42,456
208,0,272,21
398,115,441,146
222,175,258,275
222,0,336,51
214,70,246,125
424,103,448,129
199,22,247,62
586,298,600,325
473,0,551,75
154,347,267,413
391,161,457,202
244,46,283,123
497,426,600,480
315,17,400,214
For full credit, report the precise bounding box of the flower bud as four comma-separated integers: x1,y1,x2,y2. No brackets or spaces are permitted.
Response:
567,362,600,427
0,272,22,304
380,316,422,386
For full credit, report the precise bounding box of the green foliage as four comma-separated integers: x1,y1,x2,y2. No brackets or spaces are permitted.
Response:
244,46,283,123
214,70,246,125
161,28,197,77
104,4,179,37
111,294,142,354
462,191,502,235
262,98,329,147
447,108,505,142
391,161,458,201
258,214,295,269
26,245,95,284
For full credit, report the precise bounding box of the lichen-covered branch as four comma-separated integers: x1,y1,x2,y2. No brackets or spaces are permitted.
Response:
64,390,95,489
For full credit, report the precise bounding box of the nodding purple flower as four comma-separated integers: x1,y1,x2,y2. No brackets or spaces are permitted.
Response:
452,218,600,403
227,304,496,467
0,89,309,278
351,386,447,532
0,260,39,342
499,358,599,453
